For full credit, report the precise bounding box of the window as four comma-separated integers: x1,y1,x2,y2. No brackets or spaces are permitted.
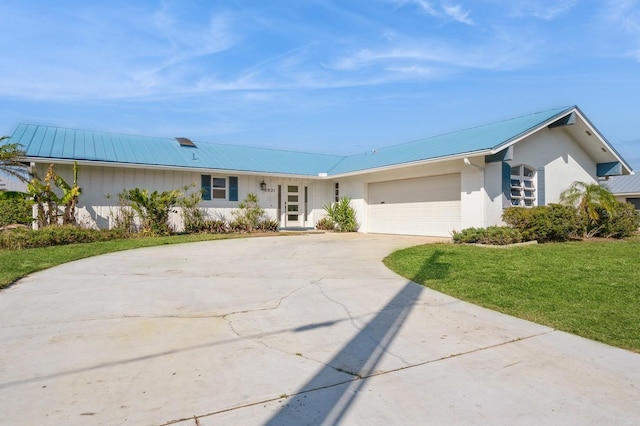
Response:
627,198,640,211
334,182,339,202
304,186,308,221
200,175,239,201
212,177,226,199
510,165,536,207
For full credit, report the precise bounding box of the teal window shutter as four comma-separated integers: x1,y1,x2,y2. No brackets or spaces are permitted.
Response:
229,176,238,201
502,162,511,208
201,175,211,200
537,167,545,206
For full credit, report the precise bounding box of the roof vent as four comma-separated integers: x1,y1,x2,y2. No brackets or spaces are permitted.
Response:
176,137,196,148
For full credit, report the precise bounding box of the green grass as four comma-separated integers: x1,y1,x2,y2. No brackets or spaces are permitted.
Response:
384,237,640,353
0,233,251,290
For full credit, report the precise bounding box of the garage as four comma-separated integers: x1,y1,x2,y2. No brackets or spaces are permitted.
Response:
367,174,461,237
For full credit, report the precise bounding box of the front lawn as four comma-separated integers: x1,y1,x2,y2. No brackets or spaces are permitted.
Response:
383,237,640,353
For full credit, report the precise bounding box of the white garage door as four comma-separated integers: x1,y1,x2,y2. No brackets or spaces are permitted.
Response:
368,174,461,237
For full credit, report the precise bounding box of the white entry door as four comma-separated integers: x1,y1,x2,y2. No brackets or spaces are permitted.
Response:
285,184,301,227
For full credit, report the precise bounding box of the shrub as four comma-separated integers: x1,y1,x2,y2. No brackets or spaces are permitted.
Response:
502,204,583,242
452,226,523,245
200,219,229,234
178,185,208,233
231,193,264,232
0,225,128,250
119,188,181,236
315,217,335,231
0,195,32,227
257,218,279,232
322,197,358,232
597,201,640,238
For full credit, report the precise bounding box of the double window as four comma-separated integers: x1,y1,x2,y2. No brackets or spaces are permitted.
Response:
201,175,238,201
510,165,536,207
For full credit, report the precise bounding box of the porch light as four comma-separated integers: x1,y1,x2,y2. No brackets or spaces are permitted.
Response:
260,180,267,191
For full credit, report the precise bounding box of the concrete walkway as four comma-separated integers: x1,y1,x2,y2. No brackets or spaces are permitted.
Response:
1,233,639,425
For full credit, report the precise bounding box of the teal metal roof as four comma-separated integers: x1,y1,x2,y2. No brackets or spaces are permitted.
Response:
9,124,343,176
7,106,577,176
327,106,574,174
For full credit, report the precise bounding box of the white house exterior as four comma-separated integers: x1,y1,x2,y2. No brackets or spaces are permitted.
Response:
6,105,632,237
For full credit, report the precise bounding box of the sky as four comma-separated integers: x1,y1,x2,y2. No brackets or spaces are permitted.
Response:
1,0,639,171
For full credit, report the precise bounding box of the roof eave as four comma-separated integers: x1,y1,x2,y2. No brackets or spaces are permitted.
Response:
325,150,493,178
489,105,577,155
572,106,633,174
25,157,323,180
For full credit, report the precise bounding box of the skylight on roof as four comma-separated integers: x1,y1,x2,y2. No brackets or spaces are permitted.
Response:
176,137,196,148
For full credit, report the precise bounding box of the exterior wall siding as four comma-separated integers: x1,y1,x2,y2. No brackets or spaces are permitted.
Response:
39,162,333,231
31,125,607,236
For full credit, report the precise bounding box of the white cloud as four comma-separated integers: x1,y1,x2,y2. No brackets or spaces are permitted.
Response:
327,37,536,73
443,4,473,25
384,65,435,76
600,0,640,61
389,0,473,25
505,0,577,20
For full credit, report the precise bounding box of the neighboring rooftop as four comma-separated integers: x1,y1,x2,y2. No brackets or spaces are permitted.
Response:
604,174,640,195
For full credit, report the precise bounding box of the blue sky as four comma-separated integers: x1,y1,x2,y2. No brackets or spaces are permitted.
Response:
1,0,639,170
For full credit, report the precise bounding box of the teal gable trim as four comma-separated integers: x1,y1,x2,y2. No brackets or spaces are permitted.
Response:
597,162,622,177
485,146,513,163
547,112,576,128
229,176,238,201
502,162,511,208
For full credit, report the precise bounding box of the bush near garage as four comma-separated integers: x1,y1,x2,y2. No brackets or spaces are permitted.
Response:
451,226,524,245
502,204,583,242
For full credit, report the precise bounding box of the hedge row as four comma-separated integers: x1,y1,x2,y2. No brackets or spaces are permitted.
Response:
0,226,129,250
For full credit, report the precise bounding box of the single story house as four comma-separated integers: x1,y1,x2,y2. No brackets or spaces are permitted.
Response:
5,105,632,237
605,174,640,210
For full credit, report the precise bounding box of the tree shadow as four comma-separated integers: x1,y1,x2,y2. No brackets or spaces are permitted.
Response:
409,249,451,284
263,250,450,425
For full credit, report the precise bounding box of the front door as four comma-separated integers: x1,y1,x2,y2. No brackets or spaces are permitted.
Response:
285,184,301,227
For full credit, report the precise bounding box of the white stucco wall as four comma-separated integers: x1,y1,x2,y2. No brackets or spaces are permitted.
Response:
460,161,486,230
513,127,597,202
484,127,600,227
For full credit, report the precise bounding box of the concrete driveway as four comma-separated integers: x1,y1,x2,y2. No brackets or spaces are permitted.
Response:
1,233,639,425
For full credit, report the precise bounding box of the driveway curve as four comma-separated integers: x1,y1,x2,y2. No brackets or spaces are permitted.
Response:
1,233,639,425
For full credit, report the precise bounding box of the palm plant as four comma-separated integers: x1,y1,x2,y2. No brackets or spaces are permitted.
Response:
0,136,29,182
54,162,81,225
322,196,358,232
27,164,59,227
559,181,618,236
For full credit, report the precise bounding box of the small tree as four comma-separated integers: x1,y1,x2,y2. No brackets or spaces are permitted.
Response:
119,188,181,235
27,164,59,228
178,184,208,233
560,181,618,237
55,161,81,225
0,136,29,183
321,197,358,232
231,193,264,232
26,163,82,227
